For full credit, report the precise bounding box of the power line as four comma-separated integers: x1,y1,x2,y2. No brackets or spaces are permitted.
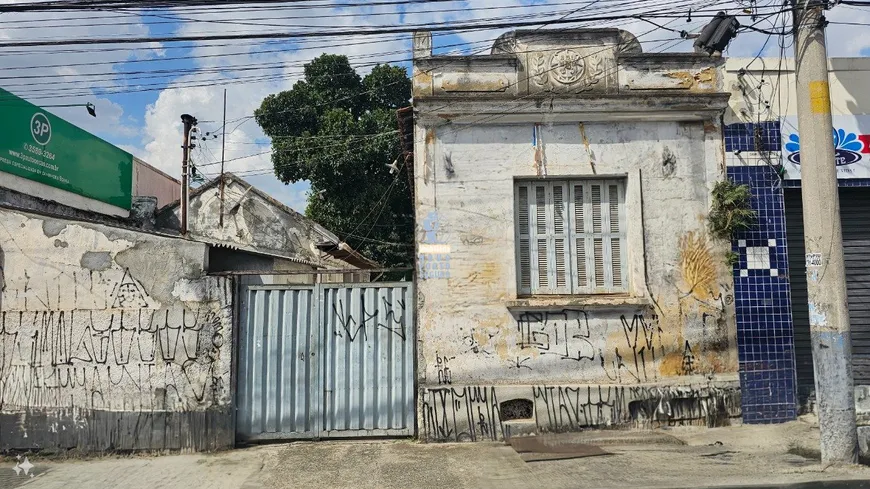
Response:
232,23,703,177
198,2,719,249
0,5,790,48
1,5,772,101
0,0,456,13
0,0,712,101
219,2,721,167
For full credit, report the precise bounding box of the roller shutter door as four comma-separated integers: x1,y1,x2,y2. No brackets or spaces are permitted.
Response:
786,188,870,407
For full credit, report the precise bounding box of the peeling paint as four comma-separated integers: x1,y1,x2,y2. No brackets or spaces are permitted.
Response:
664,67,716,91
808,302,828,328
578,122,597,174
0,209,233,452
80,251,111,271
42,220,66,238
424,128,436,184
664,71,696,89
662,146,676,178
441,75,509,93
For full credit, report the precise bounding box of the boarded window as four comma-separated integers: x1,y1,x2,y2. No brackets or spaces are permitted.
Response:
515,179,627,295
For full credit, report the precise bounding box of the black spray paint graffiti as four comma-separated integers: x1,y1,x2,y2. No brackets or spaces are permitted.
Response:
331,296,407,342
507,356,532,370
0,307,231,411
0,271,232,412
461,328,495,356
532,384,741,432
422,384,741,441
533,385,628,429
681,341,696,375
602,314,663,383
434,352,455,385
516,310,595,362
421,386,503,442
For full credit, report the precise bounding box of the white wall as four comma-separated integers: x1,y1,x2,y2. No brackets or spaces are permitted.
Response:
724,57,870,124
0,207,233,451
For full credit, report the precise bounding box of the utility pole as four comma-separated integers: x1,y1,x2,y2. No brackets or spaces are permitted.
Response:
181,114,197,236
219,89,227,228
792,1,858,464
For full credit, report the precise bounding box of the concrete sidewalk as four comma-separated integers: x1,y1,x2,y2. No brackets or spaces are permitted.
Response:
4,421,870,489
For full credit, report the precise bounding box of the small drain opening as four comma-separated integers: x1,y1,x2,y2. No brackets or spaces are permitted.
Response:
500,399,533,421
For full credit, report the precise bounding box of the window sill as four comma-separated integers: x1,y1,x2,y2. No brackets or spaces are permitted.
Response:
505,295,651,311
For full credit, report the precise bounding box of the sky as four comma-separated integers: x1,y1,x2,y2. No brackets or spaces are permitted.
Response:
1,0,868,213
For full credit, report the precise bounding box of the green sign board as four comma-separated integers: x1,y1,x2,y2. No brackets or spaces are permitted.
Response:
0,87,133,210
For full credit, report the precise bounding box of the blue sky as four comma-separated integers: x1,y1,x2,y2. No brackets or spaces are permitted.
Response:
1,0,868,212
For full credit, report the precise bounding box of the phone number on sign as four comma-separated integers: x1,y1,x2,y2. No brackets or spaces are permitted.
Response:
24,143,55,161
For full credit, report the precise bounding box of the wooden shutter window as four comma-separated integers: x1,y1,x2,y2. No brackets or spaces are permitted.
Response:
573,184,588,289
593,238,605,287
535,186,547,235
551,183,569,291
609,184,624,288
517,186,531,293
516,179,626,295
591,184,602,233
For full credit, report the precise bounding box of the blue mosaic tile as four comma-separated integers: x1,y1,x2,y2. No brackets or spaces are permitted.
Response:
725,121,782,153
728,165,798,424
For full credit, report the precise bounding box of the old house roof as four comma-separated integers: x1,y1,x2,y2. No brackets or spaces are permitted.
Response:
157,172,378,269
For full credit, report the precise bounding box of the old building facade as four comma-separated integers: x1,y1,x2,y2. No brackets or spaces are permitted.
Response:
412,29,741,441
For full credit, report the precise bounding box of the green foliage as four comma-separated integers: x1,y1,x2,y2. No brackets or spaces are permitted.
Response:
708,178,756,241
255,55,413,269
725,250,740,268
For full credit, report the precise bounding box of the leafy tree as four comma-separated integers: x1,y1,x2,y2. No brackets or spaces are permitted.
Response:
255,55,413,270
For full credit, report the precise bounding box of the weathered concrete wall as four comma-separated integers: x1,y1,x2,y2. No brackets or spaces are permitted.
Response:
413,30,724,99
0,207,233,452
414,119,738,440
421,382,741,442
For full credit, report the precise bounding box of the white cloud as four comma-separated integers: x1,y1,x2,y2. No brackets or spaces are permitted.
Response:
0,0,162,141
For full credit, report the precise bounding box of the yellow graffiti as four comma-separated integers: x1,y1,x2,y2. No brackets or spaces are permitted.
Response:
679,231,717,300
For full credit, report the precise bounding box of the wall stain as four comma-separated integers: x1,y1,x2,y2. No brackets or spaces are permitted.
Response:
578,123,597,174
424,129,436,184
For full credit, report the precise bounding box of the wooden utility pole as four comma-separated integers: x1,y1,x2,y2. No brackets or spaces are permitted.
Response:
181,113,197,236
792,0,858,464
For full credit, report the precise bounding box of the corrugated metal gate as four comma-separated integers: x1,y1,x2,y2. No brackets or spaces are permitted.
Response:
786,188,870,407
236,283,415,441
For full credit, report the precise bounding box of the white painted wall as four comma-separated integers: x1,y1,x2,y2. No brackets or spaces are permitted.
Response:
724,57,870,124
416,119,735,385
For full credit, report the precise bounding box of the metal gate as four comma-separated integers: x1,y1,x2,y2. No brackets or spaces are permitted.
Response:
236,283,415,441
786,188,870,407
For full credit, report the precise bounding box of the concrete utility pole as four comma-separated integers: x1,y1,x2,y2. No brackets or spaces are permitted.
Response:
792,1,858,464
219,89,227,228
181,114,197,236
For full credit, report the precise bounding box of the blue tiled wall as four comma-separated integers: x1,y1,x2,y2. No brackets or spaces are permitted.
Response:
727,164,798,423
726,120,870,423
724,121,782,153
